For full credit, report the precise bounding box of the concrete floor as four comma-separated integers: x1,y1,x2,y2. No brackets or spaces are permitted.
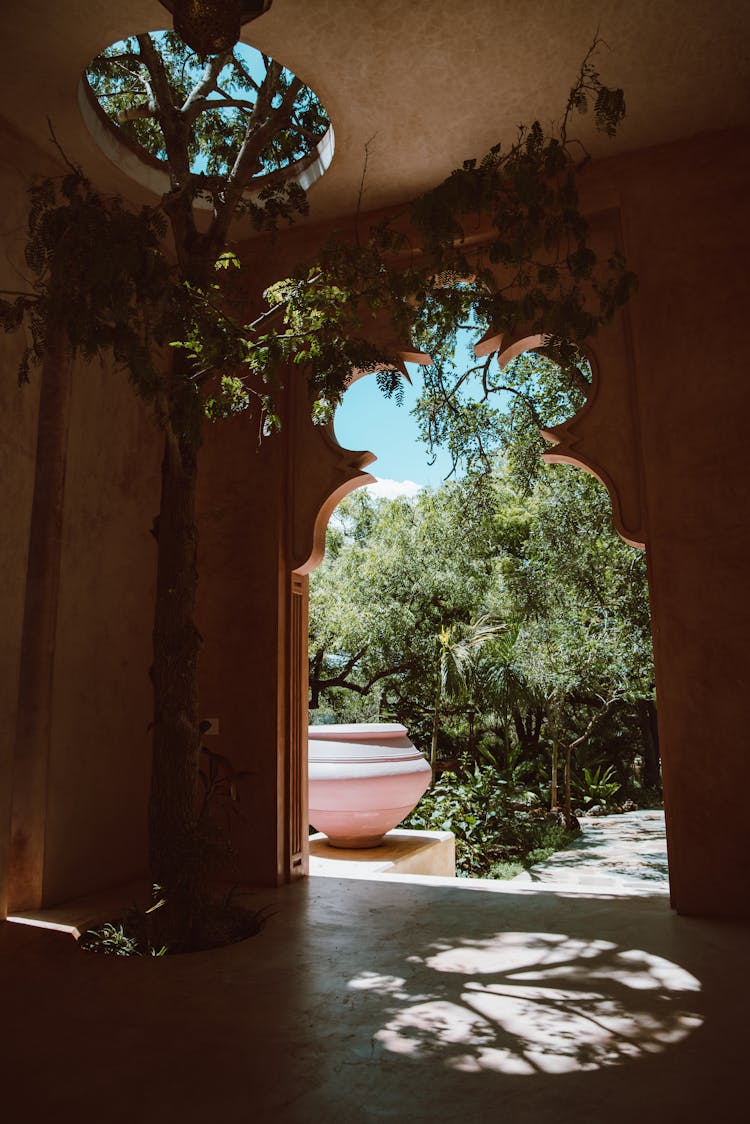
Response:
1,864,748,1122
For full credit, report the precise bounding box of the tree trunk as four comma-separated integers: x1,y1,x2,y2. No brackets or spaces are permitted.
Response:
308,648,324,709
148,380,203,930
546,701,560,810
467,710,476,756
430,670,442,772
502,706,511,763
564,743,573,826
551,737,559,810
636,698,661,790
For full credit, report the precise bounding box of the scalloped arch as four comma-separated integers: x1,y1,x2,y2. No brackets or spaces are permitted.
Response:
475,330,646,549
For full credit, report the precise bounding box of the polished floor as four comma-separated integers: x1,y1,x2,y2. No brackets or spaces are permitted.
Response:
1,863,747,1123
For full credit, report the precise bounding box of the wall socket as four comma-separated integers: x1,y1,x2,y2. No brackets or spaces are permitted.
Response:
202,718,220,736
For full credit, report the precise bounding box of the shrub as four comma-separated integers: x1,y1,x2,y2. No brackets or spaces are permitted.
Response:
403,759,577,878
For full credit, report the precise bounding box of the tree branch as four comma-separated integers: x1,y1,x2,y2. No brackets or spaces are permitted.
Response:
567,693,619,751
312,657,414,698
181,51,233,122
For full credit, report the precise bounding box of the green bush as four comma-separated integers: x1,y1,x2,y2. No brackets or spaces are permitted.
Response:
573,763,621,808
403,759,577,878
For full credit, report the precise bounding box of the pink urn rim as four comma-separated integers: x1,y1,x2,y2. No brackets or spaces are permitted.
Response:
308,722,408,741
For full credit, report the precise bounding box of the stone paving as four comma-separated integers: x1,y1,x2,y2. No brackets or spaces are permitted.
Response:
510,809,669,895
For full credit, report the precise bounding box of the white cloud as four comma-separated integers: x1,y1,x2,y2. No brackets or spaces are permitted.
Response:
365,478,422,500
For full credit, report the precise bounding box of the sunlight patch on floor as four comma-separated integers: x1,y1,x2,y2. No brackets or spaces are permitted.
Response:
350,931,702,1075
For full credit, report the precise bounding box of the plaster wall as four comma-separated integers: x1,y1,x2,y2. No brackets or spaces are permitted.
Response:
0,118,161,910
196,408,290,885
0,122,45,914
3,115,749,916
441,124,750,916
197,125,750,914
41,348,159,903
612,127,750,915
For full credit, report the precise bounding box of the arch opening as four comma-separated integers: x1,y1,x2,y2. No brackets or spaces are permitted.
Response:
301,332,661,883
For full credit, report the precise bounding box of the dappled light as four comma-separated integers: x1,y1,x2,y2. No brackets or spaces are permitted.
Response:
350,931,701,1076
522,812,669,889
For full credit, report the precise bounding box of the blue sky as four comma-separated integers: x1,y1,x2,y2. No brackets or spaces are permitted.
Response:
333,366,456,497
334,330,487,497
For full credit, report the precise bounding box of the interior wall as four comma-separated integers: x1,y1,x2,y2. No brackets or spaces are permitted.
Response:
189,124,750,914
0,121,46,915
561,125,750,916
0,116,161,909
41,348,159,903
219,125,750,916
613,126,750,916
3,113,748,916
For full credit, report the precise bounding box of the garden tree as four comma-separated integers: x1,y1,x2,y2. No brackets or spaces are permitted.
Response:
413,345,591,490
429,617,506,768
2,34,329,928
468,622,541,765
309,484,501,741
1,33,634,927
517,615,625,823
503,465,655,814
312,463,654,812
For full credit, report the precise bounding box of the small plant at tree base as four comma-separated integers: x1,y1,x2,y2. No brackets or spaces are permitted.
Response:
79,883,266,957
79,921,145,957
79,909,168,957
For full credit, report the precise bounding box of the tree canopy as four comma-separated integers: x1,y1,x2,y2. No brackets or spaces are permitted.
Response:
310,460,656,810
87,33,328,180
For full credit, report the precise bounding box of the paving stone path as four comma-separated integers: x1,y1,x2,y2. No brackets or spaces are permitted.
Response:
511,809,669,895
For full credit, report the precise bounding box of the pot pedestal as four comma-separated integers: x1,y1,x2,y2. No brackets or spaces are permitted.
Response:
309,828,456,878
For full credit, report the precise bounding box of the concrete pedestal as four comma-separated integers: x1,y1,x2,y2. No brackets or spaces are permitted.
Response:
309,828,455,879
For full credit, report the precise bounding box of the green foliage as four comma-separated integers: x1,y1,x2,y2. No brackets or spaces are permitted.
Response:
494,351,590,492
309,482,501,743
80,921,144,957
403,760,576,878
0,174,173,399
3,37,636,464
505,466,653,718
574,763,621,807
310,459,658,810
78,890,265,956
225,37,635,449
86,33,329,181
80,912,168,957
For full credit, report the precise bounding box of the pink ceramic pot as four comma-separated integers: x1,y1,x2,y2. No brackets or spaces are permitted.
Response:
308,722,432,848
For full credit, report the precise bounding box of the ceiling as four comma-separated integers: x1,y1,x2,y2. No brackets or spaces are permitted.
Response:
1,0,748,223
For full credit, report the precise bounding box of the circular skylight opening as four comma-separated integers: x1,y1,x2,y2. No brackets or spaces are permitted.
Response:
80,30,333,199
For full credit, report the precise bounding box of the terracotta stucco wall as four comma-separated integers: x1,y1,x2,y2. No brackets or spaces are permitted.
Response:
493,125,750,915
41,348,159,903
0,123,45,915
190,124,750,913
616,127,750,915
3,119,749,916
0,118,160,910
196,408,290,886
